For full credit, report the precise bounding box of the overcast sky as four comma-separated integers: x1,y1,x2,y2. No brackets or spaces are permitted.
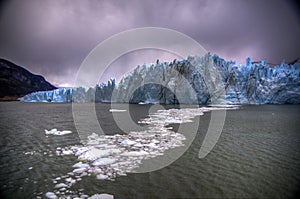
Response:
0,0,299,87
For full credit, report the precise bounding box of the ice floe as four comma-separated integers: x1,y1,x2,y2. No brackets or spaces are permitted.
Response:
89,193,114,199
48,106,238,198
45,192,57,199
45,128,72,135
109,109,127,112
92,158,117,166
72,162,89,168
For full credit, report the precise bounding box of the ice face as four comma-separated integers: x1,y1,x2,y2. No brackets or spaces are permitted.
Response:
20,54,300,104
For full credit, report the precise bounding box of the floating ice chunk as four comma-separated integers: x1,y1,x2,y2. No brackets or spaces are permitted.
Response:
165,118,183,123
109,109,126,112
92,158,116,166
151,139,160,144
45,129,57,134
60,130,72,135
96,174,109,180
72,162,89,168
146,143,158,148
73,167,87,174
121,151,149,156
108,148,122,154
79,148,121,161
121,140,137,145
65,177,73,182
133,143,143,147
45,192,57,199
88,193,114,199
47,105,239,194
45,129,72,135
62,150,73,155
74,147,90,156
54,183,68,189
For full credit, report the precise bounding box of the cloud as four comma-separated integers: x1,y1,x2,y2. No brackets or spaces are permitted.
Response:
0,0,299,86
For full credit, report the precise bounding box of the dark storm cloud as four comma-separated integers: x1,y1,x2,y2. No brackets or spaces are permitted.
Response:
0,0,299,86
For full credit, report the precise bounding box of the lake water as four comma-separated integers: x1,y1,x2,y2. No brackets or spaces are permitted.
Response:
0,102,300,198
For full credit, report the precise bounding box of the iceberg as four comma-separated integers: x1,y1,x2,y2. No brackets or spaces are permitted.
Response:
45,129,72,136
20,54,300,104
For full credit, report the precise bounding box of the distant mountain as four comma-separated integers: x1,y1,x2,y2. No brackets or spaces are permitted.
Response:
0,59,56,101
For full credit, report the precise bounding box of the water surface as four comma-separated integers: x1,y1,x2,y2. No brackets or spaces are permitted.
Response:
0,102,299,198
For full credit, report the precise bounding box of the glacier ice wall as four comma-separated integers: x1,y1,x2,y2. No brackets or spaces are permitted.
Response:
20,53,300,104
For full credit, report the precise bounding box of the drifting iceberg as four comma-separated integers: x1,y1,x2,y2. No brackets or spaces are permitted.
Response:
45,129,72,136
20,54,300,104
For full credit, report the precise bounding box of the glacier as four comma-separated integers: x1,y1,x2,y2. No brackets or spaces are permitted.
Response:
20,53,300,104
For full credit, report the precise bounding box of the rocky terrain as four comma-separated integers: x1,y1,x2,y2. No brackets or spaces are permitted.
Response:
0,59,56,101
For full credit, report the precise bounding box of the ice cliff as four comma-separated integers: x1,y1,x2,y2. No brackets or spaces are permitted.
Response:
20,53,300,104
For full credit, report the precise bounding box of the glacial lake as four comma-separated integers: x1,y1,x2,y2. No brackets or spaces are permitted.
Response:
0,102,299,198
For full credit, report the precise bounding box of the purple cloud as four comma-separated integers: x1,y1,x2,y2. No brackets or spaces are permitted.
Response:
0,0,299,86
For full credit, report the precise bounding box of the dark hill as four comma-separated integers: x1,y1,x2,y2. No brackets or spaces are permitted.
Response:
0,59,56,101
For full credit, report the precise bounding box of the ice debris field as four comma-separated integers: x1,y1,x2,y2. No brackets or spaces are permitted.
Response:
42,106,238,198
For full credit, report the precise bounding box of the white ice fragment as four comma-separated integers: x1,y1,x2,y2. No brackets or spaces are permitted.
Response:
93,193,114,199
73,167,87,174
72,162,90,168
92,158,116,166
54,183,68,189
146,143,158,148
109,109,126,112
165,118,182,123
89,193,114,199
151,139,160,144
65,177,75,183
79,148,120,161
62,150,73,155
133,143,143,147
45,192,58,199
121,151,149,156
44,129,72,136
59,188,66,191
74,147,90,156
96,174,109,180
59,130,72,135
45,129,57,134
121,140,137,145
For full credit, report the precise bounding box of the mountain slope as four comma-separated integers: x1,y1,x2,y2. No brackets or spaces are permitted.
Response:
0,59,56,101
